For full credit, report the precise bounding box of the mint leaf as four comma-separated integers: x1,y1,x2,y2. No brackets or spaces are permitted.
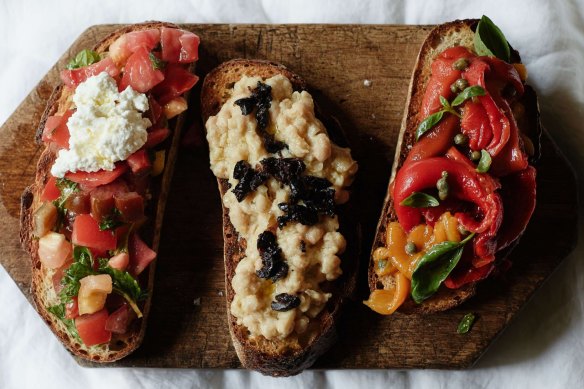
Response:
400,192,440,208
474,15,511,62
66,49,102,70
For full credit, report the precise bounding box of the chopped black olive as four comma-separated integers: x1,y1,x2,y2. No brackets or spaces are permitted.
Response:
277,203,319,228
232,160,269,202
290,176,335,216
260,157,306,184
299,240,306,253
271,293,301,312
256,231,288,282
234,81,287,153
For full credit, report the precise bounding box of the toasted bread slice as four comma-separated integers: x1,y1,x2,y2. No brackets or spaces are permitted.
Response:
201,59,358,376
368,19,540,314
20,21,194,362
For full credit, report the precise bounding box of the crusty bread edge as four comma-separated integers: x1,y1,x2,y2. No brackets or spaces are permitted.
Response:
368,19,537,314
201,59,358,376
19,21,195,362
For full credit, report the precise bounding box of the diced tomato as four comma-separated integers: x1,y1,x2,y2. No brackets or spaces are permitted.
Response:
163,96,188,119
72,214,117,253
114,192,144,222
109,29,161,66
145,128,170,148
152,63,199,104
41,176,61,202
161,28,199,63
60,57,120,88
65,297,79,319
128,233,156,275
38,232,72,269
42,110,73,149
127,149,152,175
178,32,199,63
65,162,128,190
108,252,130,271
90,180,128,221
75,309,111,346
105,304,134,334
147,95,163,125
119,47,165,93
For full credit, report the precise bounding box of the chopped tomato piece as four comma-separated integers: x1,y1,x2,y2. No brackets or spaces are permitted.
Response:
127,149,152,175
42,110,73,149
41,176,61,202
119,47,165,93
128,233,156,275
75,309,111,346
65,163,128,190
90,180,129,221
178,31,200,63
145,128,170,148
163,96,188,119
65,297,79,319
114,192,144,222
38,232,72,269
152,63,199,104
147,95,163,125
60,57,120,88
160,27,182,63
72,214,117,253
52,261,71,294
105,304,134,334
109,29,161,65
108,252,130,271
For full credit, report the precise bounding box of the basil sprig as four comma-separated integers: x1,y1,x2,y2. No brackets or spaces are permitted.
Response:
411,233,475,304
400,192,440,208
457,312,476,334
416,86,486,141
66,49,102,70
474,15,511,62
149,52,166,70
46,303,81,341
476,149,492,173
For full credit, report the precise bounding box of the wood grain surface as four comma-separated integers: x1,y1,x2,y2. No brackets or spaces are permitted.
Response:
0,23,577,369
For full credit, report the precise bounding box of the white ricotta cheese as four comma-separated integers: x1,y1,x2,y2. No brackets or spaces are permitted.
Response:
51,72,151,178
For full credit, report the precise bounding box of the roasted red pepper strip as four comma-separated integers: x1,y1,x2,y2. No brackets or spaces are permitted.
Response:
444,262,494,289
393,156,503,259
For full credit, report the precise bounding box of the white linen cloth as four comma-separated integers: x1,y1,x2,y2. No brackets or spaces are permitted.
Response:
1,0,583,387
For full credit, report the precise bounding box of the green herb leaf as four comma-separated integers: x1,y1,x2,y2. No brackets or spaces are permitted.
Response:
98,258,146,317
47,303,81,341
59,246,96,302
416,110,445,141
52,178,79,231
457,313,476,334
476,150,492,173
400,192,440,208
66,49,102,70
149,52,166,70
411,233,475,304
439,95,450,109
99,209,123,231
474,15,511,62
451,85,486,107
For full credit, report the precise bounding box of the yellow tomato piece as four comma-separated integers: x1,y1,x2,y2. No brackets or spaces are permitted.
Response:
152,150,166,177
363,272,410,315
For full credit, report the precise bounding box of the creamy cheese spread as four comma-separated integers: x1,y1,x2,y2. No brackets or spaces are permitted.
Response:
51,72,150,177
206,75,357,340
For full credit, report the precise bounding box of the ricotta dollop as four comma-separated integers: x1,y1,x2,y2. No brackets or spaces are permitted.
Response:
51,72,151,178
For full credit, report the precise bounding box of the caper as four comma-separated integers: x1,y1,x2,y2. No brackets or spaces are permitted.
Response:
436,171,449,200
450,83,459,94
471,150,482,161
453,58,469,71
405,241,417,255
455,78,469,90
377,259,387,270
454,133,469,146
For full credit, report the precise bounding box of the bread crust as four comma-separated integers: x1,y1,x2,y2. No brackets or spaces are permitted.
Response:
368,19,538,314
20,21,194,362
201,59,358,376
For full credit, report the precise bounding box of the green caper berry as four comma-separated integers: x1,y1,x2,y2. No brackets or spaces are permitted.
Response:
377,259,387,270
405,242,417,255
454,133,469,146
455,78,469,90
436,171,449,200
453,58,469,71
450,83,459,94
471,150,482,161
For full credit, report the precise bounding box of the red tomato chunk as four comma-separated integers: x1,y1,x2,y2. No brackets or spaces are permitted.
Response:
75,309,111,346
72,214,117,253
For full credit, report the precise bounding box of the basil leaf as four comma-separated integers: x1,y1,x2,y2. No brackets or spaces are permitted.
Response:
66,49,102,70
451,86,486,107
416,110,445,141
457,313,476,334
59,246,96,302
99,209,123,231
47,304,81,341
411,233,475,303
52,178,79,231
476,149,492,173
98,258,146,317
400,192,440,208
474,15,510,62
149,52,166,70
439,96,450,109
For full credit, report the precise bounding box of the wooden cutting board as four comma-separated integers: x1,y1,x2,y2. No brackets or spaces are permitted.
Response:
0,24,577,369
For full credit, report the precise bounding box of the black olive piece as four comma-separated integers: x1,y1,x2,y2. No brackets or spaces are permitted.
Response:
277,203,319,228
256,231,288,282
260,157,306,184
234,97,256,115
232,160,269,202
299,240,306,253
271,293,301,312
